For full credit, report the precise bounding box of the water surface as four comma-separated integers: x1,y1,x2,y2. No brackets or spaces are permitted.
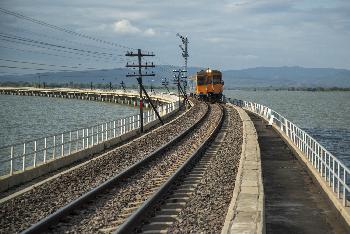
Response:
0,95,138,147
225,90,350,167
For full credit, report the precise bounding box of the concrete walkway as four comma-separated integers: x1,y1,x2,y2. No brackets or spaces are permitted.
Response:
249,113,349,234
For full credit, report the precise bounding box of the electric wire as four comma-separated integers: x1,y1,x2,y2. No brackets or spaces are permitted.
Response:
0,33,120,57
0,7,138,51
0,58,100,70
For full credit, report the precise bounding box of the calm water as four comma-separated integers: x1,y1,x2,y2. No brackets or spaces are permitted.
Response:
225,90,350,167
0,95,138,147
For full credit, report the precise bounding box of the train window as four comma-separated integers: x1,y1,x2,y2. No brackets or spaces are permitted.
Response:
207,76,212,84
197,76,206,85
213,75,222,84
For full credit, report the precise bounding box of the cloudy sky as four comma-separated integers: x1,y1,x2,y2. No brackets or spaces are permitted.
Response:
0,0,350,75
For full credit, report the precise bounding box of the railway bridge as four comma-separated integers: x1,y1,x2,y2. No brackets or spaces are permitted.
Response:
0,89,349,233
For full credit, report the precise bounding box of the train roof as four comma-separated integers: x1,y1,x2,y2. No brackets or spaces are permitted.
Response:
197,69,222,75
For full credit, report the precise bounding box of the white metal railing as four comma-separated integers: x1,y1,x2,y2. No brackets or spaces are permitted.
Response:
230,98,349,207
0,102,178,177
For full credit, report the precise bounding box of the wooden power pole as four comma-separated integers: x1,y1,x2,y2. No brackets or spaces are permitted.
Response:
126,49,163,133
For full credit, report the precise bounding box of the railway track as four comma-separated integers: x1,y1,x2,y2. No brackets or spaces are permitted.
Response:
21,105,223,233
117,106,227,233
116,105,243,233
1,100,207,233
13,102,223,233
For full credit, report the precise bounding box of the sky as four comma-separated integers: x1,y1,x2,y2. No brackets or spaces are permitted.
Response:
0,0,350,75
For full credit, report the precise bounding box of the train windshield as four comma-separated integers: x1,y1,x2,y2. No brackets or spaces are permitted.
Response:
213,75,222,84
197,76,206,85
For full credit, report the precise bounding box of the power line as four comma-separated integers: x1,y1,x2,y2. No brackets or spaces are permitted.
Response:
0,7,136,51
0,58,100,70
0,65,127,74
0,44,123,64
2,27,123,52
0,65,78,72
0,37,120,61
0,33,120,57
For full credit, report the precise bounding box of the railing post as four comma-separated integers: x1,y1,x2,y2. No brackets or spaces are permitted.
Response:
22,143,26,171
69,132,72,155
97,126,99,144
92,127,94,145
101,124,104,142
328,154,331,186
113,121,116,137
337,162,340,198
61,133,64,157
343,168,346,206
34,140,37,167
332,157,335,192
268,115,274,125
86,128,89,148
105,123,108,140
82,129,85,149
10,146,13,175
53,136,56,159
76,130,79,152
44,137,47,163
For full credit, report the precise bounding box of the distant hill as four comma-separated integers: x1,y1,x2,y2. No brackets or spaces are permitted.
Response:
0,66,349,88
222,66,350,88
0,66,203,88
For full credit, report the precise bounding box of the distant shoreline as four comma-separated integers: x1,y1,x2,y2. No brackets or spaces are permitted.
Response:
0,82,349,92
225,87,350,91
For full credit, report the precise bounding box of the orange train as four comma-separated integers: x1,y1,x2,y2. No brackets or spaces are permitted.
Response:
191,68,224,101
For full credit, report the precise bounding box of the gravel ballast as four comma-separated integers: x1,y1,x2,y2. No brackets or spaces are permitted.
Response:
49,104,222,233
168,105,243,233
0,101,207,233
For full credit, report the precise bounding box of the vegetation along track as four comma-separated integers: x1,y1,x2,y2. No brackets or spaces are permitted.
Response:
117,104,243,233
19,102,222,233
0,100,207,233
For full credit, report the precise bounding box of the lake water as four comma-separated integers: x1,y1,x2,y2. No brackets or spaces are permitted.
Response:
0,95,138,147
0,91,349,169
225,90,350,168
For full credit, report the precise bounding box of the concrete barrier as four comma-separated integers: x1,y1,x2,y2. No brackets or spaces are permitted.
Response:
0,109,178,192
222,104,265,234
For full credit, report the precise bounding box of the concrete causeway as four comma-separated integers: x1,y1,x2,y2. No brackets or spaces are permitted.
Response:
249,112,349,233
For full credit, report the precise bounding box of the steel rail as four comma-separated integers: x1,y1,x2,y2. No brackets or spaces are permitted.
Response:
21,102,208,234
115,104,224,233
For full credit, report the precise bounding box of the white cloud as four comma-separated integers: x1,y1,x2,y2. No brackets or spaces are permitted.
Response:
144,28,156,36
113,19,140,34
112,19,156,37
235,54,259,60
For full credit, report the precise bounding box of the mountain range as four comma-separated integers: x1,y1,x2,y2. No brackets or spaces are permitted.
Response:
1,66,349,88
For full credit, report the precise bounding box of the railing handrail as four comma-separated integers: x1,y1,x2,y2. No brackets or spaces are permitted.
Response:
229,98,349,207
0,100,178,177
239,99,350,174
0,113,141,150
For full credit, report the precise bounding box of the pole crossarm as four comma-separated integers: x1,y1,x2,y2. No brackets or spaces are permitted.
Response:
126,74,155,77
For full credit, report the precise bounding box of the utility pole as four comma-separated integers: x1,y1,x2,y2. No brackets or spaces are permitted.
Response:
173,69,191,109
126,49,164,133
161,78,170,93
109,82,112,90
173,69,181,109
120,81,126,91
176,33,189,93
